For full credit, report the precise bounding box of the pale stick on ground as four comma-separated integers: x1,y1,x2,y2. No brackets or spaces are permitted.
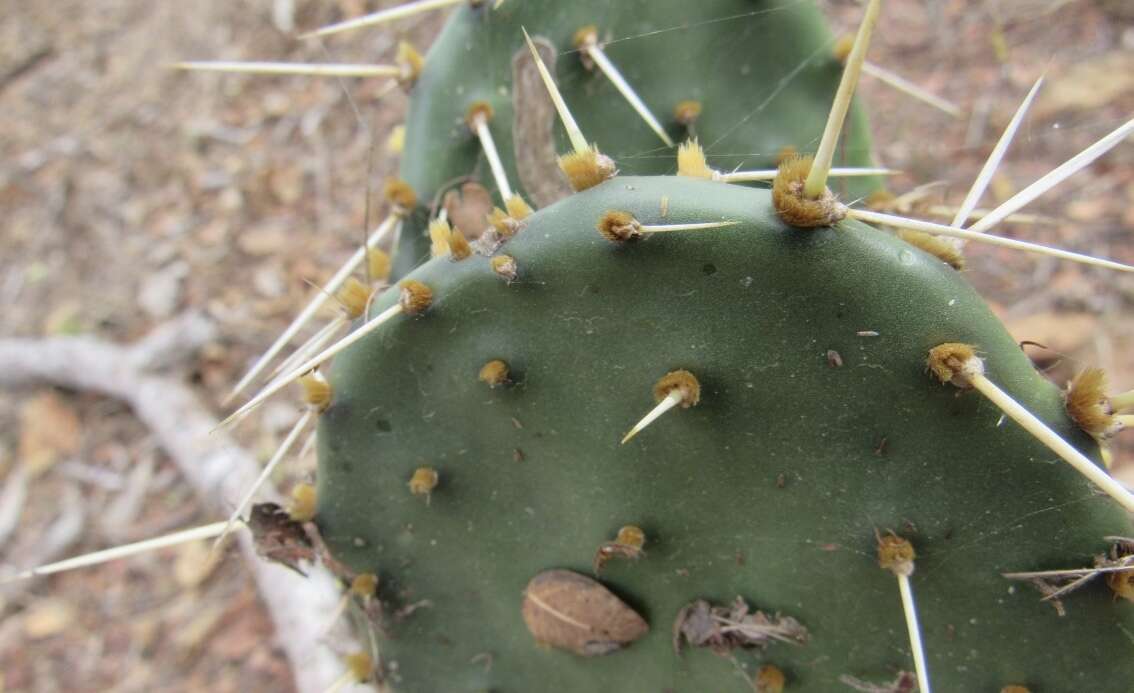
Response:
0,315,370,692
952,77,1044,228
226,215,398,404
804,0,881,198
322,592,355,635
967,118,1134,234
847,209,1134,273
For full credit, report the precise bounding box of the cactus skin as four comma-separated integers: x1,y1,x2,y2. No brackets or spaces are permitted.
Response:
392,0,879,278
316,177,1133,691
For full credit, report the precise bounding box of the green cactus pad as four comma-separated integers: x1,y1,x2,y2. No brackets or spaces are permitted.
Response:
317,176,1133,692
393,0,879,277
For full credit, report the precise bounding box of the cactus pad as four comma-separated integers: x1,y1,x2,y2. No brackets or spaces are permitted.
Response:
316,176,1134,692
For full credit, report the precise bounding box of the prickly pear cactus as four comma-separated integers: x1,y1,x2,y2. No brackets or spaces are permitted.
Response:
317,173,1133,691
190,1,1134,691
392,0,879,277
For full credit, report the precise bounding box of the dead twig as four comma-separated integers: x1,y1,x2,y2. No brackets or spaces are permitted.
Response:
0,313,372,693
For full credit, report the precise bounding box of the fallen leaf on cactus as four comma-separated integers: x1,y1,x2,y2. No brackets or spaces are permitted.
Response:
521,569,648,656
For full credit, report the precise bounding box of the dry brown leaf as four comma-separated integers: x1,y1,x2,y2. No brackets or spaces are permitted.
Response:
237,224,290,257
174,538,223,589
247,502,315,575
521,569,648,656
23,598,76,639
443,182,494,239
18,391,81,476
266,165,305,205
1034,51,1134,120
1065,197,1109,223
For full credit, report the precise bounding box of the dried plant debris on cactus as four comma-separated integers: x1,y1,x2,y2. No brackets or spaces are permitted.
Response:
247,502,316,575
1003,536,1134,605
672,597,809,656
838,671,918,693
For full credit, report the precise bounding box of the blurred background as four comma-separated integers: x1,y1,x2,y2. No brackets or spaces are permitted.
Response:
1,0,1131,690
